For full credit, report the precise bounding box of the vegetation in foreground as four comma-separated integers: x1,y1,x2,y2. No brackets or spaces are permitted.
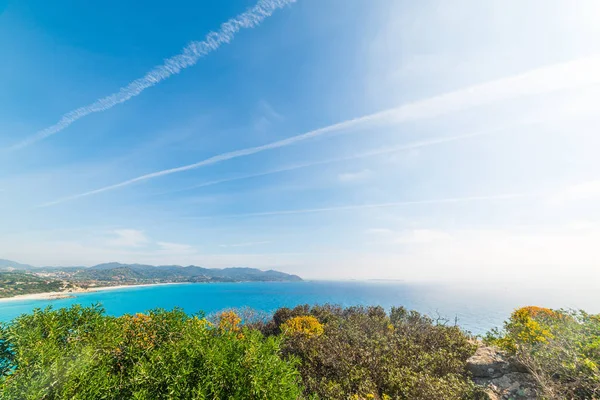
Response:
486,306,600,399
0,304,480,399
1,304,598,399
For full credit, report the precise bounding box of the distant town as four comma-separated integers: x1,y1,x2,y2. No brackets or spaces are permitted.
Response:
0,259,302,299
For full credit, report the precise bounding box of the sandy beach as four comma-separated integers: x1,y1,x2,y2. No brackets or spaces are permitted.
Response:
0,282,186,303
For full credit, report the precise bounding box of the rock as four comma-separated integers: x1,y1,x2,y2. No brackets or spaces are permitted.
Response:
487,372,538,399
468,345,539,399
467,346,513,378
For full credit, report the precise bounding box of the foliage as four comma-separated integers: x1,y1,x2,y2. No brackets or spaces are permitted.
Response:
217,310,242,332
485,306,600,399
280,316,324,337
1,303,529,399
273,304,478,400
0,305,302,399
0,325,13,377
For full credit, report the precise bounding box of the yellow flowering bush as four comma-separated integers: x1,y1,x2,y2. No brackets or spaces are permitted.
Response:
280,315,324,337
518,306,558,319
217,310,241,332
511,307,554,345
188,315,212,329
121,313,158,350
485,307,600,399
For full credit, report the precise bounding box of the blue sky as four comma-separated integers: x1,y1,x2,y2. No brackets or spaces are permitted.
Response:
1,0,600,282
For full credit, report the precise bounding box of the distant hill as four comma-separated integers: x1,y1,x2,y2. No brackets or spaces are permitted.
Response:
0,259,35,271
0,259,302,283
82,263,302,282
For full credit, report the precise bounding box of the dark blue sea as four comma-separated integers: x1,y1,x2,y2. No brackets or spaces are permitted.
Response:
1,281,597,335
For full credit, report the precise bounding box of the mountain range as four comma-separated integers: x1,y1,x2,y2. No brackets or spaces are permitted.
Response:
0,259,302,283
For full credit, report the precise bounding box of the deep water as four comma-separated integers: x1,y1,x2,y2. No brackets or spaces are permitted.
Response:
0,280,597,335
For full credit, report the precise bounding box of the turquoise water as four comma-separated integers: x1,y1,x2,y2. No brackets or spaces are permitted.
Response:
0,281,597,334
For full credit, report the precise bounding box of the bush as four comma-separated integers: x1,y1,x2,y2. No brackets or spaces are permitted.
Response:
280,316,324,337
276,304,478,400
217,310,242,332
485,306,600,399
0,305,302,399
0,303,494,399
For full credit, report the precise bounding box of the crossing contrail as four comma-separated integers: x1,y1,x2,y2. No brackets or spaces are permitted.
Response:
152,129,495,196
37,130,495,207
37,56,600,206
8,0,295,151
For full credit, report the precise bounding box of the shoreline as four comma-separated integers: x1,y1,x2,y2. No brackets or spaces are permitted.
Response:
0,282,187,303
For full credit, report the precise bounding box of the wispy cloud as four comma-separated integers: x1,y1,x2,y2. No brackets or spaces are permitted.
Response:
107,230,195,254
254,100,284,132
364,228,394,235
157,242,196,254
107,229,149,247
338,169,371,183
37,56,600,206
549,179,600,205
189,193,531,219
219,240,271,248
7,0,295,151
366,228,452,245
394,229,452,244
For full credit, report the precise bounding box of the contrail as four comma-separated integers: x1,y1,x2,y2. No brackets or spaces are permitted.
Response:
153,129,496,196
186,193,532,219
37,56,600,206
38,130,494,207
8,0,295,151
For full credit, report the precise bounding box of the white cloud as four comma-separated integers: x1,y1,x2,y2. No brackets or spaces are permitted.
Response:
219,241,271,248
365,228,452,245
306,225,600,284
383,148,421,166
157,242,196,253
364,228,394,235
549,180,600,205
107,229,149,247
2,223,600,286
258,100,284,121
338,169,371,183
254,100,284,132
394,229,452,244
567,220,599,231
0,237,300,271
253,116,272,133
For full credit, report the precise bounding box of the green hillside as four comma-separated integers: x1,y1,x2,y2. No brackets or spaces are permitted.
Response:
0,272,64,298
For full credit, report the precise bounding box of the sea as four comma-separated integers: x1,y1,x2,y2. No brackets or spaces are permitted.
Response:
0,280,597,335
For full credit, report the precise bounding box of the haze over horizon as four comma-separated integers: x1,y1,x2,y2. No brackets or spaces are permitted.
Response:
2,0,600,282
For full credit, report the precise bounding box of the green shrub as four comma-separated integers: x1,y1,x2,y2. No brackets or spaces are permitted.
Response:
275,304,478,400
485,307,600,399
1,303,518,399
0,305,302,399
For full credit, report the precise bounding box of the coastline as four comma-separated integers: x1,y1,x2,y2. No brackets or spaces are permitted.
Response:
0,282,187,303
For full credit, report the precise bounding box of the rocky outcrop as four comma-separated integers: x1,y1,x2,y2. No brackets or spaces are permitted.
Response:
467,345,539,399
